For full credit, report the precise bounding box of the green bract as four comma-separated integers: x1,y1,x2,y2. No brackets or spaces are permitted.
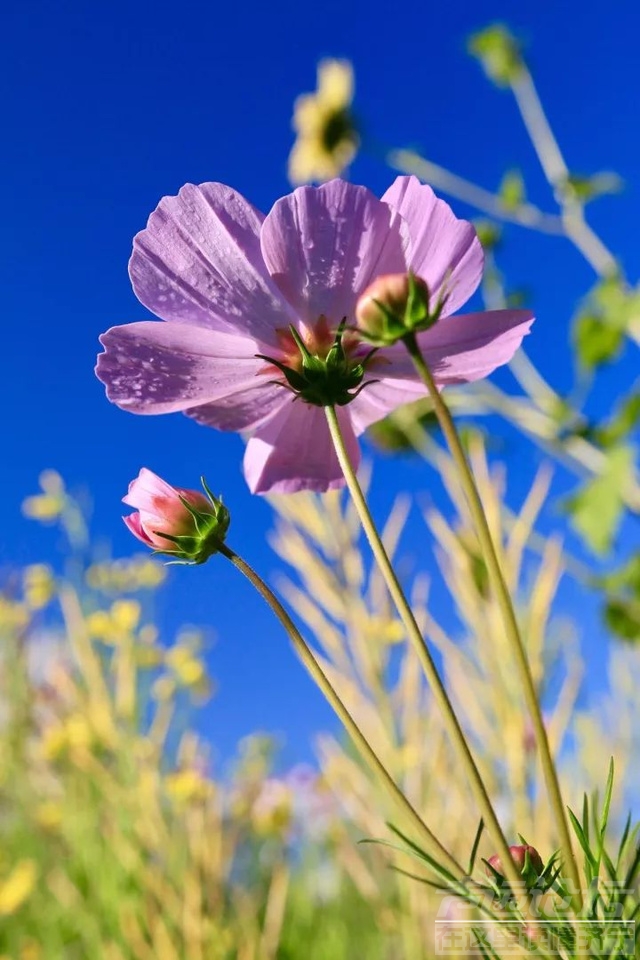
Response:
256,321,377,407
356,273,444,347
154,479,231,565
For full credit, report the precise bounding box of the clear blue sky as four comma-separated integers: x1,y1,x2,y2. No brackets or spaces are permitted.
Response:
3,0,638,767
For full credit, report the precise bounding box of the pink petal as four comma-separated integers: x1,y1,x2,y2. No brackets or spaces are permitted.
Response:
123,512,154,546
97,321,280,428
243,402,360,494
349,379,429,434
129,182,296,343
416,308,534,384
260,180,409,327
123,467,177,509
382,176,484,317
184,385,287,432
350,309,534,429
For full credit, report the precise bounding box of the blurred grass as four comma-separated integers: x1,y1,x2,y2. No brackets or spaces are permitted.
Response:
1,453,639,958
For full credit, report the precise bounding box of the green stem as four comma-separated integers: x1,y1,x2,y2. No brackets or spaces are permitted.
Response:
218,541,464,877
324,406,525,896
402,332,582,911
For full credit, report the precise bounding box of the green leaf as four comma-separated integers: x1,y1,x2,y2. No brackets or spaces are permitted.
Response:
598,759,615,851
604,598,640,642
565,170,624,204
498,169,526,210
467,24,524,87
573,314,624,369
598,553,640,593
565,445,635,554
573,278,640,370
594,392,640,448
567,807,597,871
473,219,502,251
467,819,484,874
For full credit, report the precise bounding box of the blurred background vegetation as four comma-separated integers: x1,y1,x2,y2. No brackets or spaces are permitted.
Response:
3,15,640,959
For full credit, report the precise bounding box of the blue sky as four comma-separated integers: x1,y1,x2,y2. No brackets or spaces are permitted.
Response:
3,0,639,767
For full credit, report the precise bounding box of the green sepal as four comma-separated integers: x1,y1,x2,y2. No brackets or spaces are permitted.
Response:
151,478,230,565
357,272,445,347
255,321,379,408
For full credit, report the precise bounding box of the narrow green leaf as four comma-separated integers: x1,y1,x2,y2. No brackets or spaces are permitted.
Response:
568,807,597,869
468,819,484,874
599,758,615,843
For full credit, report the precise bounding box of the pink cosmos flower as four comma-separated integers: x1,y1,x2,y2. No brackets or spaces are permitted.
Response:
97,177,534,494
123,468,229,562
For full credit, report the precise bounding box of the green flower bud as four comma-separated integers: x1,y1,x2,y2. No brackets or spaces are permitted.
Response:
355,272,442,346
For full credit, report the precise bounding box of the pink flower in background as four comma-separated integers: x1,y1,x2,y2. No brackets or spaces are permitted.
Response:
97,177,534,494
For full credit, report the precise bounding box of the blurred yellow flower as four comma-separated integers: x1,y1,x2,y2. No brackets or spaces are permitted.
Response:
163,633,211,699
23,564,55,610
86,599,140,645
22,470,66,522
0,597,29,633
34,802,63,831
0,860,37,916
110,599,140,632
288,59,358,185
20,943,41,960
251,779,293,836
365,615,405,645
151,675,176,701
41,714,93,760
86,556,166,593
166,644,205,687
164,769,215,804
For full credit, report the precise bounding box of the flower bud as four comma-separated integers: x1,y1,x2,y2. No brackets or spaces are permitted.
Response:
486,844,544,885
123,468,230,564
355,272,439,345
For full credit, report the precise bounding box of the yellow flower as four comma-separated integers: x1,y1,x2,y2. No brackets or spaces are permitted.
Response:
251,779,293,836
164,769,214,804
0,860,37,915
35,802,63,831
164,632,211,698
0,597,29,633
41,714,93,760
151,675,176,701
288,59,358,185
110,599,140,632
166,645,205,687
23,564,55,610
365,615,405,645
22,470,66,522
86,556,166,592
86,599,140,645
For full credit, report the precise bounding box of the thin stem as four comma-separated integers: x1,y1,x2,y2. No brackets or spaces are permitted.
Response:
511,68,569,190
324,406,526,896
511,66,619,280
387,148,564,235
402,333,583,911
217,541,464,877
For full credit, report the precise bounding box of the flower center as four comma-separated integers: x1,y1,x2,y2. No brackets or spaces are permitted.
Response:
256,316,377,408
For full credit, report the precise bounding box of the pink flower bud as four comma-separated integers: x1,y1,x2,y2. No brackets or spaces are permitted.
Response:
122,469,230,564
486,844,544,880
355,272,434,345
